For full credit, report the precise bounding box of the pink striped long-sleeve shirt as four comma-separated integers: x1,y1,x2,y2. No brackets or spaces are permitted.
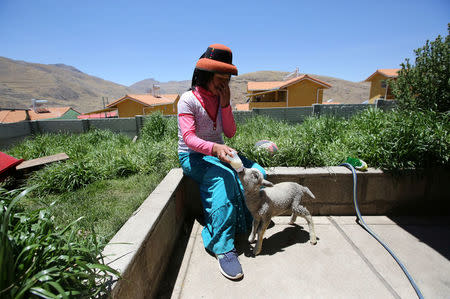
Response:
177,86,236,155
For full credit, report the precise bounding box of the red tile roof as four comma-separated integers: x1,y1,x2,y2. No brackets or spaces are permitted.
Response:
28,107,74,120
107,94,180,108
248,74,332,91
0,110,27,123
0,107,75,123
77,111,118,119
235,103,250,111
365,69,400,81
248,81,282,91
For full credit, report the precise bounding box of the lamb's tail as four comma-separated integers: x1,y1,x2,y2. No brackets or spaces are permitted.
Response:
304,187,316,200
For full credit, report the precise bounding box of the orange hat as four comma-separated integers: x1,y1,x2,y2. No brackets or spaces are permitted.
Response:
195,44,238,75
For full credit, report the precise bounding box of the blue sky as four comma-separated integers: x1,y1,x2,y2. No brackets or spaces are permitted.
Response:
0,0,448,86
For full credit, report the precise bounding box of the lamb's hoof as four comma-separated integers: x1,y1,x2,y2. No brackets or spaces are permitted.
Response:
288,221,295,225
253,246,261,256
310,239,317,245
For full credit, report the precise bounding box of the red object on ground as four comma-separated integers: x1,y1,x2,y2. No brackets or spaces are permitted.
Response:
0,151,24,179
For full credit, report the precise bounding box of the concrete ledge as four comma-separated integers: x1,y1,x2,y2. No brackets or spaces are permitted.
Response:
262,167,450,215
102,169,191,298
102,166,449,298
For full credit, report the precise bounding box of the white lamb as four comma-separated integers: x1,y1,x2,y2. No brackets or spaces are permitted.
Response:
238,168,317,255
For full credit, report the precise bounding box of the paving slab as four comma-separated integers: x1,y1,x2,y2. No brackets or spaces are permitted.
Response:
170,216,450,299
333,216,450,299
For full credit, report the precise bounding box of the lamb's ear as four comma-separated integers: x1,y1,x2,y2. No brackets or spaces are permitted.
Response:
262,179,274,187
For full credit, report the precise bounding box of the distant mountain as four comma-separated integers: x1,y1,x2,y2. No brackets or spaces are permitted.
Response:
129,78,159,93
0,57,370,114
311,74,371,104
50,63,84,73
129,78,191,94
0,57,132,113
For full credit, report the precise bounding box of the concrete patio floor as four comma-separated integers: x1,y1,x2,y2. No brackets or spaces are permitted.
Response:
165,216,450,299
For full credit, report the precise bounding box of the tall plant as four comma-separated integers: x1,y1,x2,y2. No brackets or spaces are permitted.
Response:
389,24,450,113
0,187,119,298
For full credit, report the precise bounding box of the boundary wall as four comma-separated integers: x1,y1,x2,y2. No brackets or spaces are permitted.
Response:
0,100,395,149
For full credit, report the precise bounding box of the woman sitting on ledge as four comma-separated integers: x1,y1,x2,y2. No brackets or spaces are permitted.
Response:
177,43,266,280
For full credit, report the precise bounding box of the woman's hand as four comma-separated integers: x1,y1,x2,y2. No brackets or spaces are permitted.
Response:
212,143,235,163
217,81,231,108
208,73,231,107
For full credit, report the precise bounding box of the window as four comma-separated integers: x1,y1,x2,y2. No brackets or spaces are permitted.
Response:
278,90,287,101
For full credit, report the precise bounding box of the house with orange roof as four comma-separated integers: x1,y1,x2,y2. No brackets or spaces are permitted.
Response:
106,93,180,117
0,107,80,123
365,69,400,103
239,74,332,111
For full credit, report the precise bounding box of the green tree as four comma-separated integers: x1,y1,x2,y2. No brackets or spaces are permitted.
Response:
390,24,449,113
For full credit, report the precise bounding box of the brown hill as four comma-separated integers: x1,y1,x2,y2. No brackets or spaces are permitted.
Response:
130,78,191,95
0,57,131,113
0,57,370,114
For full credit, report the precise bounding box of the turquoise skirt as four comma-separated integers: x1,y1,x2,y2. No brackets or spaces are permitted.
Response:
179,152,266,254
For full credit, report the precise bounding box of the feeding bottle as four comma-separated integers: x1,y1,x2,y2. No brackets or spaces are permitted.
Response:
227,151,243,172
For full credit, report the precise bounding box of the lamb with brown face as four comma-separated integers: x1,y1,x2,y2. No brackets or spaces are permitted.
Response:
238,168,317,256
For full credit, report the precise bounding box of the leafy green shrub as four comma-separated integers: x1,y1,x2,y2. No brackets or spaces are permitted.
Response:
140,112,177,142
390,24,450,113
374,110,449,169
343,108,393,165
132,139,178,174
0,187,118,298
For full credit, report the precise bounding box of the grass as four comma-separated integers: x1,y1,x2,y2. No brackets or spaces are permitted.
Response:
228,108,449,170
19,173,163,240
5,113,178,240
8,130,177,196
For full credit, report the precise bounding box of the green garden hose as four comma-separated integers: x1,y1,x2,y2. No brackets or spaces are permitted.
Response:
341,161,424,299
